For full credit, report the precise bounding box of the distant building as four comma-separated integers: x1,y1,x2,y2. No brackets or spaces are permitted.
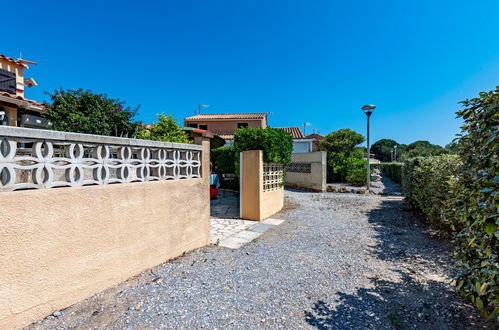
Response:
275,127,313,153
0,54,46,128
305,133,325,151
184,113,268,144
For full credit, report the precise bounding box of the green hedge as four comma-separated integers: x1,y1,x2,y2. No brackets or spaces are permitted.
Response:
452,89,498,320
234,127,293,165
400,88,498,320
375,162,404,183
402,155,460,230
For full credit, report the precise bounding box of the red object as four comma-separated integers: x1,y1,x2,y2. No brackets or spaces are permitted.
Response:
210,186,218,199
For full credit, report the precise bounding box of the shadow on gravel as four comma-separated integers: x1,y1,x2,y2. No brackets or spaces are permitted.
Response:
304,188,493,329
304,271,476,329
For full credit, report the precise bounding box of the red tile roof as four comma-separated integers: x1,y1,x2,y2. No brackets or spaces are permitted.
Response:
275,127,305,139
0,54,29,69
0,92,45,108
184,113,267,120
305,133,325,140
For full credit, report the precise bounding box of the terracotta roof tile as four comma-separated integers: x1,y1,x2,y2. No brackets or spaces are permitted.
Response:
0,92,45,108
305,133,324,140
0,54,29,69
275,127,305,139
184,113,267,120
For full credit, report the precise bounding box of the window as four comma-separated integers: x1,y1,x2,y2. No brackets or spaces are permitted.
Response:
238,123,248,128
187,123,198,128
199,125,208,130
0,68,16,94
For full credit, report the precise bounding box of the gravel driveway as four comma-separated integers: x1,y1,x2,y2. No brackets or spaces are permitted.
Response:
28,182,493,329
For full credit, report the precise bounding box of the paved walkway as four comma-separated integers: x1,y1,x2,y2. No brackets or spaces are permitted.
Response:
29,177,493,329
211,218,285,249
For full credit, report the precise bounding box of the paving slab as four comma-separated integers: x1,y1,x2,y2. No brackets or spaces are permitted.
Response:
262,218,285,226
249,223,273,233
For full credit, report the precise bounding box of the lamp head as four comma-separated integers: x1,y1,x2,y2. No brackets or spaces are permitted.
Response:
361,104,376,116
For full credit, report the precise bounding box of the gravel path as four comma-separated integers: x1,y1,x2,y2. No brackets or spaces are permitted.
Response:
28,180,493,329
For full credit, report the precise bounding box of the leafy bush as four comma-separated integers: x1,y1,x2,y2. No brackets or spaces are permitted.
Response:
346,167,366,186
319,129,366,182
400,87,498,320
402,155,461,230
234,127,293,165
45,88,140,137
376,162,404,183
452,89,498,320
137,113,190,143
211,146,237,174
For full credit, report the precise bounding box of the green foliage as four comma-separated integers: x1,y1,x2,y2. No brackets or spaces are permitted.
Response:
400,87,498,320
346,167,367,186
371,139,398,162
320,129,366,182
320,128,365,154
211,146,237,174
452,88,498,320
400,140,448,160
45,88,139,137
137,114,190,143
402,155,461,230
234,127,293,165
377,162,404,183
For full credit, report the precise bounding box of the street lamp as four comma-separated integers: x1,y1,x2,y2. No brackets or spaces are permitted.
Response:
361,104,376,190
394,145,398,162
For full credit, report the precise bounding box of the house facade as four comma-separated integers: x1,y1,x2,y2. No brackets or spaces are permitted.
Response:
0,54,46,128
184,113,268,144
275,127,313,153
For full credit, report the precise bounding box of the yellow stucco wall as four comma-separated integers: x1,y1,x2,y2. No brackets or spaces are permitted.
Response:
241,150,284,221
0,58,24,97
0,177,210,328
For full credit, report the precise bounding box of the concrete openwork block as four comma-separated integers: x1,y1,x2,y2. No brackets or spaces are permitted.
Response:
240,150,284,221
0,127,211,328
285,151,326,191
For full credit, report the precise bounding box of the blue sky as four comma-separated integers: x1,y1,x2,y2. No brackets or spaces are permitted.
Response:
4,0,499,146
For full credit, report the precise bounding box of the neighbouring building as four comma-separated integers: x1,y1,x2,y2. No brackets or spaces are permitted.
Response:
184,113,268,145
0,54,46,128
183,112,315,152
275,127,313,153
305,133,325,151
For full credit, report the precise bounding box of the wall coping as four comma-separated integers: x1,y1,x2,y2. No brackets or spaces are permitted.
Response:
0,126,202,150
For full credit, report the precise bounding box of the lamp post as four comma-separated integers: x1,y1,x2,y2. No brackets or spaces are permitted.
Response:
361,104,376,190
394,145,397,162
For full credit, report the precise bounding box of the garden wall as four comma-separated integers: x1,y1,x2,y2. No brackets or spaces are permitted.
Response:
240,150,284,221
286,151,327,191
0,127,211,328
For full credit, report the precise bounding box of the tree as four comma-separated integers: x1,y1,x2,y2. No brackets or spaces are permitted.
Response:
137,114,191,143
371,139,398,162
45,88,140,137
320,129,366,182
401,140,448,160
320,128,365,154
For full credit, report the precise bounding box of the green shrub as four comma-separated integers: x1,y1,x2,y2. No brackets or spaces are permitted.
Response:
319,129,365,182
137,113,191,143
346,167,366,186
452,88,498,320
376,162,404,183
211,146,237,174
400,87,498,320
234,127,293,165
402,155,461,230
